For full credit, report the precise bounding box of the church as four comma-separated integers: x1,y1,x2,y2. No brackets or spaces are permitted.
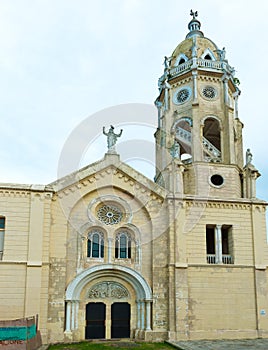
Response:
0,11,268,344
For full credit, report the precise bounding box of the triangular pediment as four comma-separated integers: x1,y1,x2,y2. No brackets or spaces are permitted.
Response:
49,153,167,201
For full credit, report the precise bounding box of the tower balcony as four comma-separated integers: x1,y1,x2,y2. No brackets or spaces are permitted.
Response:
158,58,234,88
169,58,234,78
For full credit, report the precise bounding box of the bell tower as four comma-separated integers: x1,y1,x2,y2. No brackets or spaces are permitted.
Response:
154,11,258,199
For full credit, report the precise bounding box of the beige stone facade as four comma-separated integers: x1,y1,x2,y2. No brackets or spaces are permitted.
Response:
0,13,268,344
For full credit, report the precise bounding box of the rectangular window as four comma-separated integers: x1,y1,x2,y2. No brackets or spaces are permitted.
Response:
0,217,6,260
206,224,233,264
206,227,215,254
222,225,233,264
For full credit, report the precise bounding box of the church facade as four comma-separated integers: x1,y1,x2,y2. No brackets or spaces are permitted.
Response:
0,12,268,344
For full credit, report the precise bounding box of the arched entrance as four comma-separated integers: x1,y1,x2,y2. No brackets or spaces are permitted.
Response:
65,264,152,340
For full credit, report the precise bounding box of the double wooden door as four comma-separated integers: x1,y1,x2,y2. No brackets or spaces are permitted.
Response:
85,302,130,339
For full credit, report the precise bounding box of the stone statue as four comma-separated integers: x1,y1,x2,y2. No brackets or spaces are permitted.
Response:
170,140,180,159
246,148,253,165
103,125,123,152
219,47,226,61
163,56,171,70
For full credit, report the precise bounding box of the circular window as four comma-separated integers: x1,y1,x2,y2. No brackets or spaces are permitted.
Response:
202,86,217,100
97,204,122,225
173,87,191,105
210,174,224,187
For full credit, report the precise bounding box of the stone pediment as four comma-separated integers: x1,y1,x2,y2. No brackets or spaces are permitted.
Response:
49,153,166,202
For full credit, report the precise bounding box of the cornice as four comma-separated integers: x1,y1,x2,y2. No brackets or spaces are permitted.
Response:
53,164,165,206
0,184,54,198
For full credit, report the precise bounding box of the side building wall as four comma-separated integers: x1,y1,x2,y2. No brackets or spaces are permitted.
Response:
171,199,268,340
0,187,53,344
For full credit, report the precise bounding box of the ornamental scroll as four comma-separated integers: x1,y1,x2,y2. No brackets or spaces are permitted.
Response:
88,282,129,299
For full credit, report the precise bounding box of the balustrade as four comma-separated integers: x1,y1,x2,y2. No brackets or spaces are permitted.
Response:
207,254,233,264
168,58,232,79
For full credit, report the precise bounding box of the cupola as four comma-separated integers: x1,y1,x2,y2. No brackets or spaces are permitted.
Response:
186,10,204,38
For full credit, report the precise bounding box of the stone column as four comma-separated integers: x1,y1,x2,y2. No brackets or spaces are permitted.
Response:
145,300,152,331
65,301,72,332
155,101,163,128
164,80,171,111
223,76,229,105
108,238,113,263
141,301,145,330
215,225,222,264
74,301,79,330
135,242,141,270
71,302,75,330
233,91,240,118
192,70,198,101
136,301,141,329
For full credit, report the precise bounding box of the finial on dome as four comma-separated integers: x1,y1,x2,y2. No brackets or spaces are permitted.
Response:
190,9,198,20
186,9,204,39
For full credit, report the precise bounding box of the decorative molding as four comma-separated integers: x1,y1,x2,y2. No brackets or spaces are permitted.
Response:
0,190,31,198
54,165,164,204
185,201,252,210
198,75,221,83
170,77,192,89
88,281,129,299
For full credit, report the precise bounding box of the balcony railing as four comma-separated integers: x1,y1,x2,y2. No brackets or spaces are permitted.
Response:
207,254,216,264
169,58,233,78
207,254,233,264
222,254,233,264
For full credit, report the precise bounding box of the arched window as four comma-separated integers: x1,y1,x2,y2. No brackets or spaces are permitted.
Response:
87,231,104,258
115,232,132,259
202,117,221,161
204,54,212,60
174,117,193,159
174,53,188,66
201,48,216,61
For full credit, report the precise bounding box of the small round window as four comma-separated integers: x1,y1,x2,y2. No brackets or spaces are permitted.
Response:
210,174,224,187
202,86,217,100
173,87,192,105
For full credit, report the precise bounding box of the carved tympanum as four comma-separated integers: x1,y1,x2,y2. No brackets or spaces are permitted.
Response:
88,282,129,299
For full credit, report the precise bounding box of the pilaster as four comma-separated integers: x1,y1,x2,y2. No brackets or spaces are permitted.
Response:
24,192,45,317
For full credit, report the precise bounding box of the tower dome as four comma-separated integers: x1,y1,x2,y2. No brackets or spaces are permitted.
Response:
159,10,233,78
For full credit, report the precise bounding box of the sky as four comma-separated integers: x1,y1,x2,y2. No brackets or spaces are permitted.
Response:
0,0,267,201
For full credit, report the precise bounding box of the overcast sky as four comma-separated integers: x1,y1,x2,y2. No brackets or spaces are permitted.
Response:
0,0,267,200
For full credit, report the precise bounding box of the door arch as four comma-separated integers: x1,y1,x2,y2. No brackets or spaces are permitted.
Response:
65,264,152,339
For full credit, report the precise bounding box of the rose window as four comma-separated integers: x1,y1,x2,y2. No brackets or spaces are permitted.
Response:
202,86,217,99
97,204,122,225
176,88,191,103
